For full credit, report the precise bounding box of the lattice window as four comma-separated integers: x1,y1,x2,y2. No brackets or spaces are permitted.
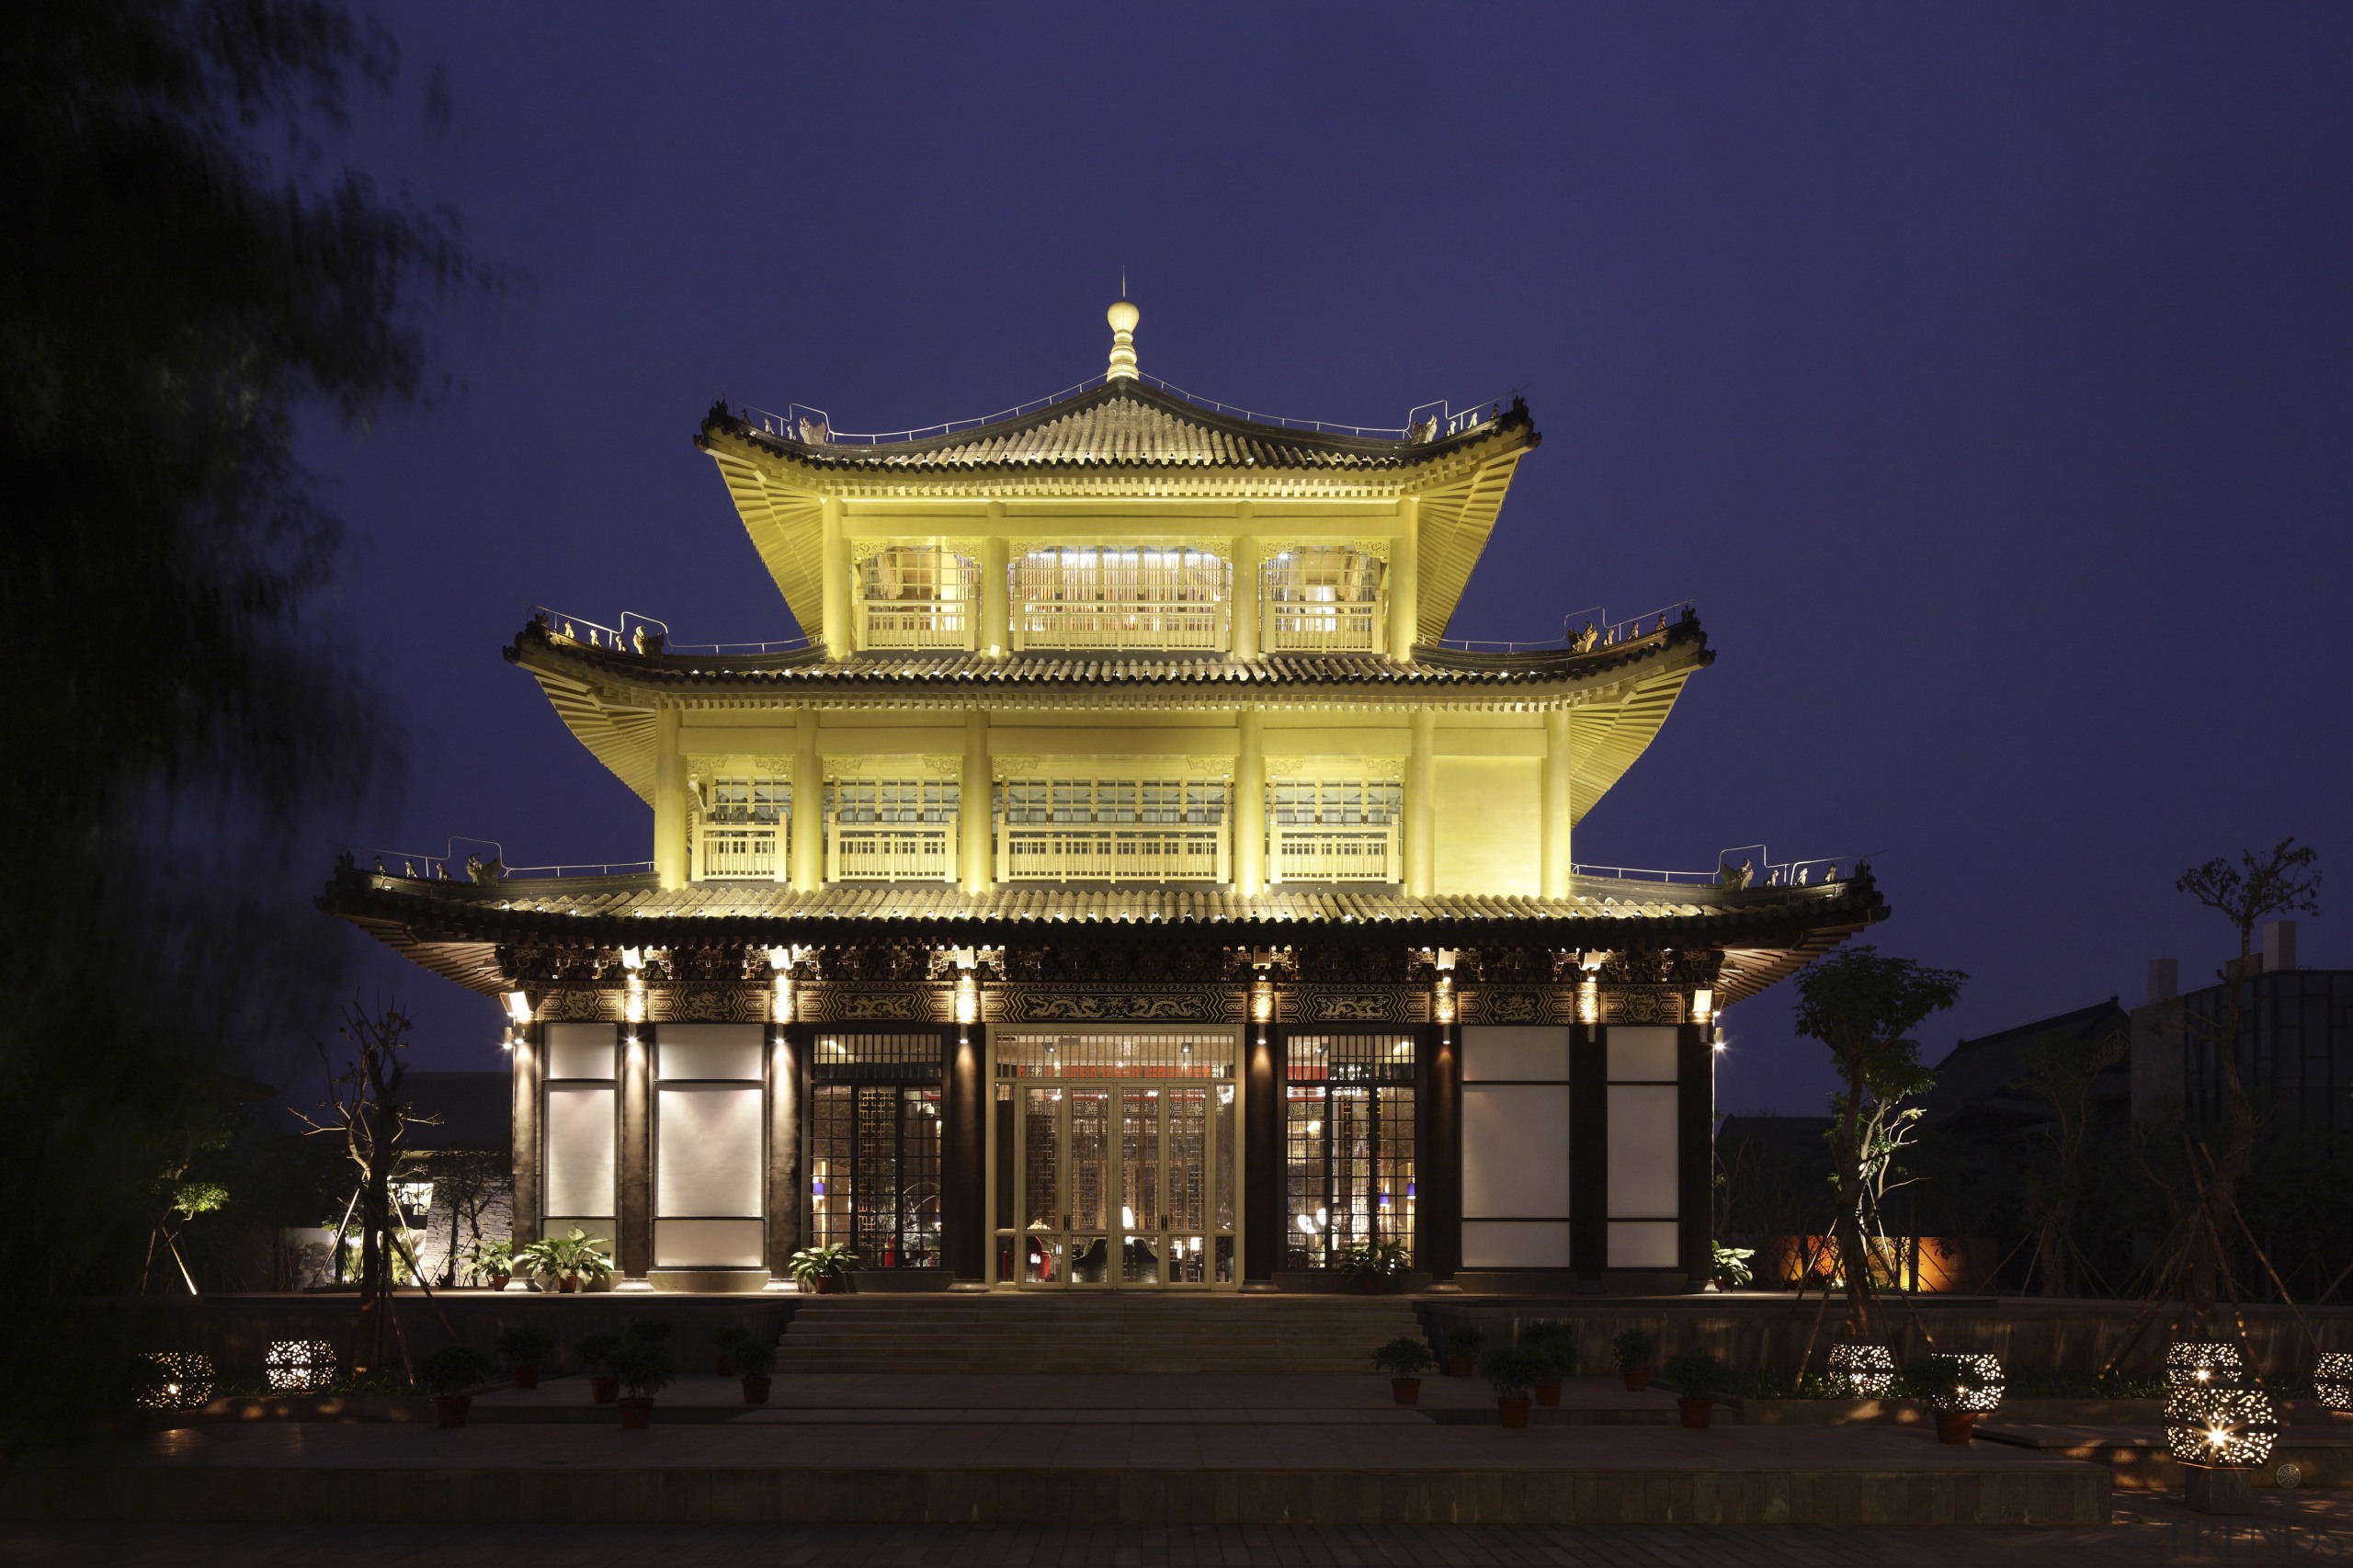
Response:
995,1031,1235,1080
1262,548,1384,653
832,779,957,824
1015,547,1230,651
858,546,979,650
1268,778,1401,884
1285,1035,1416,1268
708,776,788,824
809,1033,944,1270
1270,778,1399,826
997,777,1228,883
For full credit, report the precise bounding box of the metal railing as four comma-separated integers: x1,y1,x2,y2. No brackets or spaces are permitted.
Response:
533,608,672,655
1016,601,1226,652
1437,600,1695,656
735,377,1506,448
1269,825,1400,884
695,824,785,881
826,824,957,883
355,840,653,883
999,825,1227,883
1571,847,1870,892
858,597,976,651
1263,598,1384,653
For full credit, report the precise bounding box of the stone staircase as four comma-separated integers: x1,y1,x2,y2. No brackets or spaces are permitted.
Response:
774,1293,1425,1374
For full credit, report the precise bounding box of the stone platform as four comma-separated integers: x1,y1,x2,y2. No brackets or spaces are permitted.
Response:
1980,1422,2353,1490
6,1374,2109,1527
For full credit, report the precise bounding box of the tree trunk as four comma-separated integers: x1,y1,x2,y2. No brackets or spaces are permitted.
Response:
1834,1066,1871,1338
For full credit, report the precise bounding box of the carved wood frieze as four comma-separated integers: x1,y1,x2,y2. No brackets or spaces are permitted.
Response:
1600,986,1686,1026
994,986,1244,1024
791,983,946,1024
1281,986,1429,1025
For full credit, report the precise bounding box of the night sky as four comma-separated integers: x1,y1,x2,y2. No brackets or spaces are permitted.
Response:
308,5,2352,1115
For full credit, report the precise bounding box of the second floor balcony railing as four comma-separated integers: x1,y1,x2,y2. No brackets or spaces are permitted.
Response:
1016,599,1226,652
826,822,956,882
858,597,976,651
695,822,785,881
1262,597,1383,653
1268,823,1401,883
998,824,1228,883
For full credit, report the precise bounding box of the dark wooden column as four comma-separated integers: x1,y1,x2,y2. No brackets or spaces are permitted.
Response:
1677,1021,1714,1286
1416,1024,1461,1285
1570,1022,1608,1282
1243,1026,1285,1289
618,1023,653,1286
942,1024,987,1285
507,1020,543,1276
763,1024,804,1286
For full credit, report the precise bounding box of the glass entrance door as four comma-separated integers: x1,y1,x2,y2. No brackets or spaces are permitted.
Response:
1017,1080,1226,1288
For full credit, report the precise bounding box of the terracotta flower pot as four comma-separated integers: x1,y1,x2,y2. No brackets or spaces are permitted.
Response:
1534,1380,1563,1407
1357,1278,1383,1296
433,1395,471,1429
511,1364,540,1391
1677,1397,1712,1429
1497,1397,1532,1429
618,1396,654,1430
485,1273,509,1291
813,1276,840,1295
715,1354,735,1377
1935,1409,1976,1445
558,1277,580,1295
742,1375,771,1405
1448,1355,1473,1379
1392,1377,1421,1406
1623,1367,1651,1392
590,1376,619,1404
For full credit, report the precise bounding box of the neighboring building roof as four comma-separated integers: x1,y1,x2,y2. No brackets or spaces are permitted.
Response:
319,861,1888,1007
1916,997,2131,1134
703,379,1532,473
403,1072,511,1152
1717,1114,1833,1166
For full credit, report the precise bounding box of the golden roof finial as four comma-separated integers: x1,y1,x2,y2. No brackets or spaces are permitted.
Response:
1106,299,1140,381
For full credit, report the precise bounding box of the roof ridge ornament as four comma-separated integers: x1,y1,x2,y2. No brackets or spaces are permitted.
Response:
1106,299,1139,381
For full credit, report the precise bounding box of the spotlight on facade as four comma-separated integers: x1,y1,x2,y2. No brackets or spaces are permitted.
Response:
1251,975,1274,1025
954,967,979,1027
2315,1352,2353,1413
1432,973,1456,1026
138,1351,215,1411
1577,978,1598,1027
2167,1341,2245,1388
1826,1341,1896,1397
503,989,534,1026
1690,987,1714,1024
266,1338,336,1393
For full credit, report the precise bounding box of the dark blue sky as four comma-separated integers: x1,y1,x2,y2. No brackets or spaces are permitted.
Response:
312,4,2352,1114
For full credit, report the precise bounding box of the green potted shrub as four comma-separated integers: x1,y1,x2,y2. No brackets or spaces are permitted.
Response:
1520,1321,1578,1407
577,1331,623,1403
1664,1350,1725,1429
789,1242,859,1294
1336,1239,1411,1296
733,1331,776,1404
493,1322,555,1390
602,1333,676,1430
518,1226,613,1292
462,1238,514,1290
1374,1336,1434,1405
1711,1243,1755,1291
1480,1346,1549,1428
418,1345,497,1428
1445,1324,1487,1379
1613,1327,1656,1392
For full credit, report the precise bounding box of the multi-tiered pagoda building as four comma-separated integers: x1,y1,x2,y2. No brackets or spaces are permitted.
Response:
327,302,1884,1295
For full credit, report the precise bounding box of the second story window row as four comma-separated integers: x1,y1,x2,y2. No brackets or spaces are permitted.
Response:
1015,548,1229,652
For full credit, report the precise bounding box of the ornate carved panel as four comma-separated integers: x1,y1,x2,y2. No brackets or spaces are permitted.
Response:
1283,987,1427,1025
1601,987,1685,1025
653,984,769,1023
791,983,945,1024
994,987,1243,1024
540,988,621,1022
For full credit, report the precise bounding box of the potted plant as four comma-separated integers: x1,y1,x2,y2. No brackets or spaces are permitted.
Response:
459,1237,514,1290
1336,1239,1411,1296
1374,1336,1434,1404
1520,1321,1577,1407
519,1226,614,1293
1613,1328,1656,1392
711,1324,745,1377
1446,1324,1487,1379
493,1322,555,1390
603,1333,676,1430
1479,1346,1548,1429
789,1242,860,1294
577,1331,623,1403
418,1345,497,1428
733,1331,775,1404
1907,1354,1999,1444
1664,1350,1724,1429
1711,1243,1755,1291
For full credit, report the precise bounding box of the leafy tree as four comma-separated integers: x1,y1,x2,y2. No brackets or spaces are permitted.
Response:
2018,1022,2126,1297
0,0,494,1447
420,1146,511,1285
1792,947,1966,1336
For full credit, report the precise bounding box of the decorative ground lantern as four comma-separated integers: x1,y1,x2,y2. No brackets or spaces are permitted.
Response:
1827,1342,1896,1397
2315,1353,2353,1415
2165,1340,2245,1389
1917,1352,2005,1444
266,1338,337,1392
2165,1384,2279,1516
137,1351,215,1411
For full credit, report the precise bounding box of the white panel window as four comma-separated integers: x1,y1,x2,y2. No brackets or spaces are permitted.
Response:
656,1085,763,1219
1608,1221,1680,1268
545,1085,615,1217
1461,1026,1571,1083
1461,1084,1570,1218
1605,1025,1678,1083
1608,1084,1679,1220
655,1218,764,1268
1463,1221,1572,1268
657,1025,765,1082
545,1023,616,1081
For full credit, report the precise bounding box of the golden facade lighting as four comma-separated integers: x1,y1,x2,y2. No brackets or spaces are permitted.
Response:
621,947,646,1023
954,971,980,1027
1432,973,1456,1026
768,946,794,1024
1251,975,1275,1026
1577,978,1599,1026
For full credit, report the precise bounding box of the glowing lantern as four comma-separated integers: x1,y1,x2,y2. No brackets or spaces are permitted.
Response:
2164,1384,2279,1468
138,1351,215,1411
1924,1352,2006,1414
1827,1341,1896,1397
267,1338,337,1392
2315,1353,2353,1413
2166,1340,2245,1389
